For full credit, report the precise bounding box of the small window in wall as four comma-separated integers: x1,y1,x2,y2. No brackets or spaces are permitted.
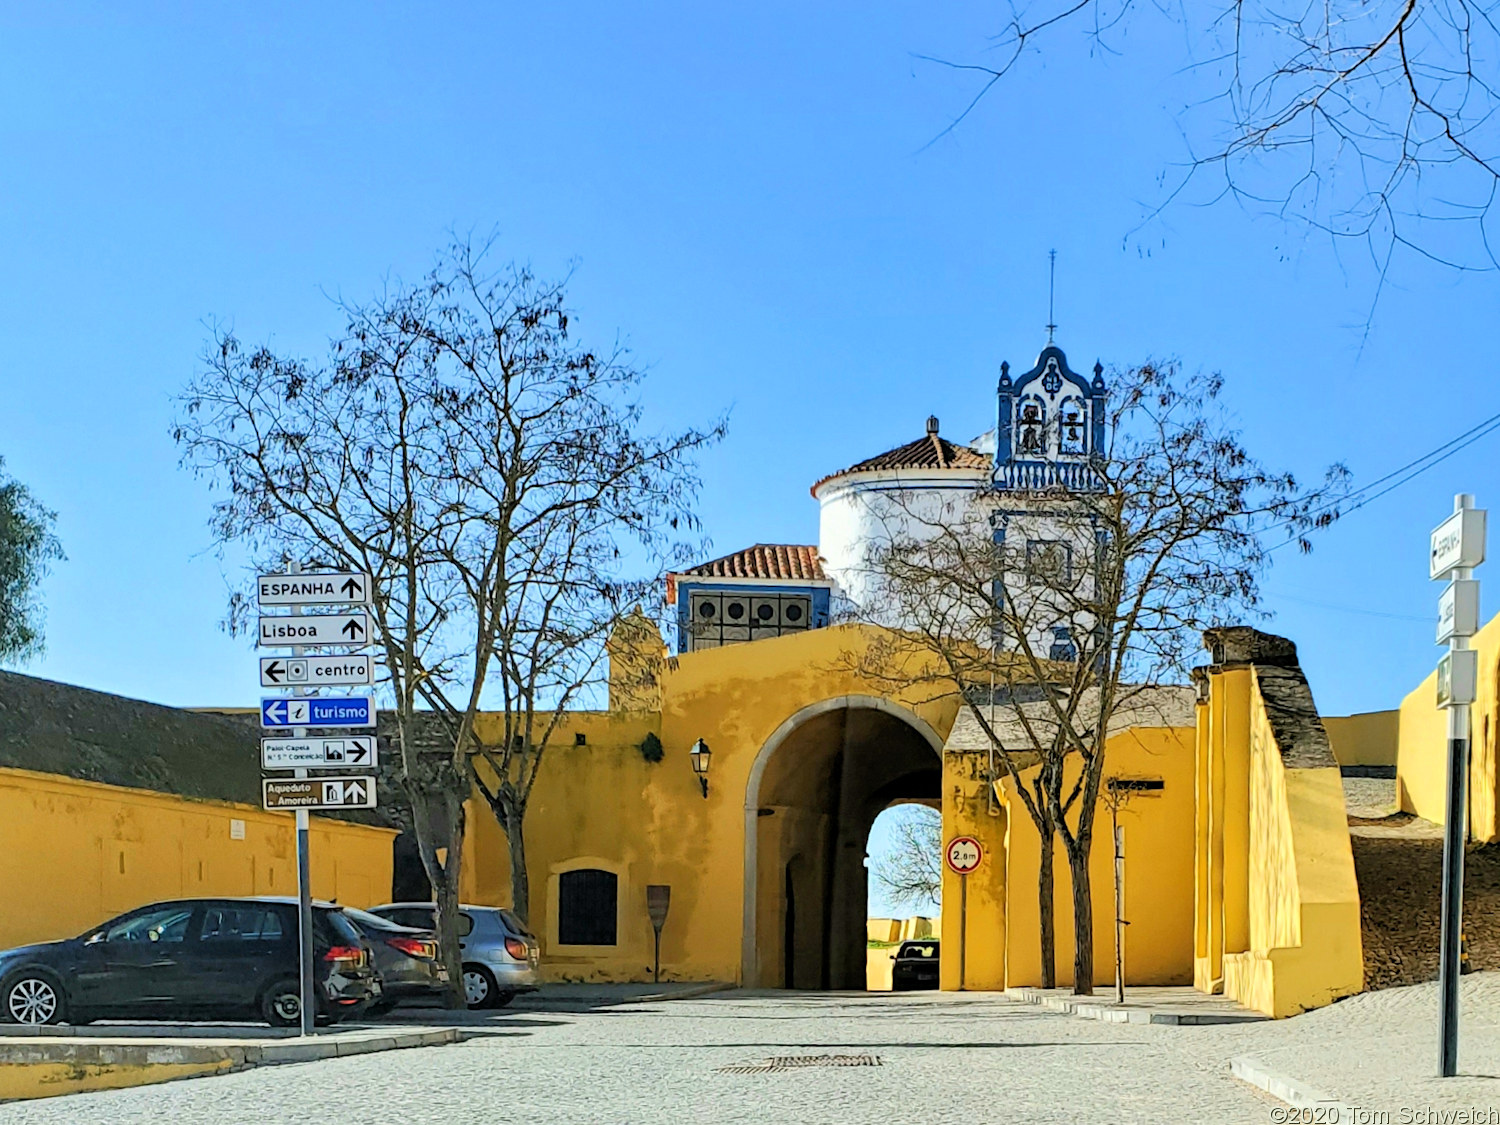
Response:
558,868,618,945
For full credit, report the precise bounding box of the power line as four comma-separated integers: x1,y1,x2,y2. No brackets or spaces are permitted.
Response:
1268,409,1500,553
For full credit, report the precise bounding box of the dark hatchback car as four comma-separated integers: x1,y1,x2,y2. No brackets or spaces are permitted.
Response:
339,906,447,1013
891,939,940,991
0,897,379,1027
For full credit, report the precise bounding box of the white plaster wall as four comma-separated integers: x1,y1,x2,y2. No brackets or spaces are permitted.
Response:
816,469,990,630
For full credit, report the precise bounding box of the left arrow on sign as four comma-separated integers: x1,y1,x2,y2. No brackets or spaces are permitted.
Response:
265,700,288,724
263,660,284,684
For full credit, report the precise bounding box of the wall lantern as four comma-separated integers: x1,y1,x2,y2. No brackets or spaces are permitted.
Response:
689,738,712,798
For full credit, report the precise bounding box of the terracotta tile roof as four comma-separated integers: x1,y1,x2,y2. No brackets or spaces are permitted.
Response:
676,544,826,582
811,429,990,495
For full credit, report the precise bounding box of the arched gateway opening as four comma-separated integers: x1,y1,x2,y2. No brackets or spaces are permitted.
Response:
742,696,943,989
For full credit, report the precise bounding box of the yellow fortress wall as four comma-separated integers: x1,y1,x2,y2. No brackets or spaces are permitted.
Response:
998,727,1196,989
1396,610,1500,841
0,768,396,949
1193,628,1363,1017
463,623,958,987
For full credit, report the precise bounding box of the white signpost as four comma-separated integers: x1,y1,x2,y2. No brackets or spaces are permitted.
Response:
257,573,372,607
261,736,377,770
258,612,370,647
1431,495,1485,1078
256,565,379,1036
260,655,373,688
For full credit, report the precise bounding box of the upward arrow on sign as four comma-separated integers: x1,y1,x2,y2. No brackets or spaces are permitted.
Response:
340,576,364,600
341,618,365,641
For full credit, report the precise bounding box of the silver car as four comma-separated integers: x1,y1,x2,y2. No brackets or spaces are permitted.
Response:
370,903,540,1009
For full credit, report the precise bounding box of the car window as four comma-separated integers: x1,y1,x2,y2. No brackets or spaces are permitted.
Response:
499,909,533,938
383,907,433,929
105,905,194,944
342,906,414,933
457,912,475,937
199,906,284,942
897,942,938,959
318,909,364,946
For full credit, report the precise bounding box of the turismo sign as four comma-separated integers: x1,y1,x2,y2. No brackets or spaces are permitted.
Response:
263,776,377,810
257,572,372,607
260,695,376,729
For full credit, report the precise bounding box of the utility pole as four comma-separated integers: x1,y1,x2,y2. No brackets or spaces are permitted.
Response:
1430,493,1485,1077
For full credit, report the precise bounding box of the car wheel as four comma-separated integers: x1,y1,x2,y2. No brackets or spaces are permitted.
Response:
462,964,499,1009
260,979,305,1028
3,973,65,1026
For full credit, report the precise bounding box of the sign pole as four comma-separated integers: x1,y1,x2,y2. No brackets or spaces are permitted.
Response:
944,836,982,992
289,561,315,1038
1431,492,1485,1078
958,872,968,991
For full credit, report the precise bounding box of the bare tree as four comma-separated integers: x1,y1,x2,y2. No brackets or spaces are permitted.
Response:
852,362,1347,993
872,804,943,913
930,2,1500,279
175,239,723,1002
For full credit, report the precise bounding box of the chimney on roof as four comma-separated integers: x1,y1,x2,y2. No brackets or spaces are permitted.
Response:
926,415,939,436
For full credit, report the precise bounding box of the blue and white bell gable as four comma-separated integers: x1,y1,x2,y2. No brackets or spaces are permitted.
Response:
993,344,1107,493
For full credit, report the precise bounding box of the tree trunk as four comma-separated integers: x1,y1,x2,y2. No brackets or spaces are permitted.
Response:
1038,828,1056,990
504,804,531,927
432,866,467,1009
1068,843,1094,996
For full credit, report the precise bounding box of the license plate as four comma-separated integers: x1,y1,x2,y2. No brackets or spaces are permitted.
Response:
436,967,450,981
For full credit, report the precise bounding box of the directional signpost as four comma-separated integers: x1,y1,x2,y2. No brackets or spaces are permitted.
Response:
1431,495,1486,1078
261,736,377,770
260,655,373,688
257,572,372,607
263,776,378,810
257,563,379,1036
258,612,370,647
260,695,376,729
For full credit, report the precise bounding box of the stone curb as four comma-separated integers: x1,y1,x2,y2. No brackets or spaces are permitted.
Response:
1230,1055,1359,1114
1004,987,1267,1025
628,982,733,1004
0,1027,460,1070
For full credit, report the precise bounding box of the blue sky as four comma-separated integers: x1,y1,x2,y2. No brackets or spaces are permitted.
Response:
2,6,1496,736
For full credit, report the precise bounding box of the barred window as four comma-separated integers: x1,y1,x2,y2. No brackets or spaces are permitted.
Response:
558,868,618,945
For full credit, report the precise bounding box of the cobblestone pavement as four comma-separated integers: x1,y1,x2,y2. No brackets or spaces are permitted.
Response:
0,991,1277,1125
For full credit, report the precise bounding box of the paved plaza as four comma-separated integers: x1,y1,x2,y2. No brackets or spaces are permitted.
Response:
0,991,1279,1124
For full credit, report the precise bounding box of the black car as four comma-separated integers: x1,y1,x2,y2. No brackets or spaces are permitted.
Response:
0,897,379,1027
339,906,448,1012
891,939,940,991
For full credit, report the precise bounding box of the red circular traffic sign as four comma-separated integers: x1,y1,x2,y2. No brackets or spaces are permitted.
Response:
945,835,983,875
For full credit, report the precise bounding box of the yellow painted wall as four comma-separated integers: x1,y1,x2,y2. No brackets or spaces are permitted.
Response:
1396,611,1500,841
1322,710,1399,768
0,768,396,950
463,624,958,986
1000,728,1196,989
939,745,1007,990
866,918,900,943
1195,663,1363,1017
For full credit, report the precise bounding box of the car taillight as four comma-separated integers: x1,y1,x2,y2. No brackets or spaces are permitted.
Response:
323,945,364,966
504,936,528,960
386,937,428,958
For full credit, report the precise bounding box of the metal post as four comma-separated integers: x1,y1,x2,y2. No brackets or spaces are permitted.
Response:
1114,822,1126,1006
958,872,968,991
289,561,316,1037
1438,493,1477,1077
